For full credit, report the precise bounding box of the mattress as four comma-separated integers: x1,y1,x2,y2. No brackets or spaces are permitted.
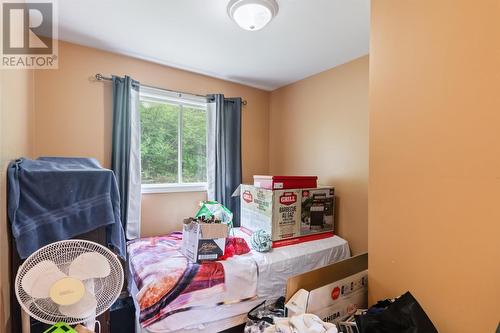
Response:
131,229,350,333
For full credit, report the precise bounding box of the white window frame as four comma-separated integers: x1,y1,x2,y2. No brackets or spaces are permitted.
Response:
140,86,208,194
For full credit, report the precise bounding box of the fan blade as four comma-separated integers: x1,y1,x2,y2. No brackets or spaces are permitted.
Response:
21,260,66,298
68,252,111,280
59,291,97,318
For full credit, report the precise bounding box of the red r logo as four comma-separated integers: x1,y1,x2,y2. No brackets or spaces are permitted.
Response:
331,286,340,300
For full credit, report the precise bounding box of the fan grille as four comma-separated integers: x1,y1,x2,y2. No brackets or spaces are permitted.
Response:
15,240,124,325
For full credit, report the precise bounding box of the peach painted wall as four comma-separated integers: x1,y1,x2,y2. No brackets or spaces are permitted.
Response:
369,1,500,332
269,56,369,255
0,69,35,332
34,41,270,237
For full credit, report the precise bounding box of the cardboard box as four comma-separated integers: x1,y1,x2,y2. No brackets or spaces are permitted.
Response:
240,184,335,246
253,175,318,190
306,270,368,324
181,220,228,263
285,254,368,324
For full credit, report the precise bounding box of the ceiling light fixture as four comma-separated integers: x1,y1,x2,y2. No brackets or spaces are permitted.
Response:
228,0,279,31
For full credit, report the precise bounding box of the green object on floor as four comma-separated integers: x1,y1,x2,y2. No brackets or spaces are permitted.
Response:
43,322,77,333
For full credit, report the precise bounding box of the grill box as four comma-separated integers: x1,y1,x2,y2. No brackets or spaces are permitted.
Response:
240,184,335,247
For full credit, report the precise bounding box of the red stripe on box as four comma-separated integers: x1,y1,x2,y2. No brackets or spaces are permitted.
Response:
272,232,334,248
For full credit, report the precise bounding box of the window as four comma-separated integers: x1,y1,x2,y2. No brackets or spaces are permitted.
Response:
140,86,207,193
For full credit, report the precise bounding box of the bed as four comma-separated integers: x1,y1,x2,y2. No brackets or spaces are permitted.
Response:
127,228,350,333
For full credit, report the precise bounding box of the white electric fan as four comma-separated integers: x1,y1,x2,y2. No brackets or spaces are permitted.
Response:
15,239,124,331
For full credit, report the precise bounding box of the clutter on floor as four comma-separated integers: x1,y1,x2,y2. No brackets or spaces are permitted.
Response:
42,322,77,333
285,254,368,327
245,297,286,333
354,292,439,333
268,314,338,333
285,289,310,316
243,253,404,333
244,297,338,333
74,324,94,333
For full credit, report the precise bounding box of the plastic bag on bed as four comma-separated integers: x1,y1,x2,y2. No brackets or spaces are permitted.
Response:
355,292,439,333
244,297,286,333
195,201,234,232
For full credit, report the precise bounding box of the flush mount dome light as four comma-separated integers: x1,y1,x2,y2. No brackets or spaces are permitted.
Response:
228,0,279,31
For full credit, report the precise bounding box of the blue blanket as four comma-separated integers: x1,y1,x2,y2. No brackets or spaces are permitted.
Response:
8,157,126,259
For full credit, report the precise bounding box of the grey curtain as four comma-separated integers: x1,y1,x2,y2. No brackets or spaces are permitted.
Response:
207,94,242,226
111,75,142,239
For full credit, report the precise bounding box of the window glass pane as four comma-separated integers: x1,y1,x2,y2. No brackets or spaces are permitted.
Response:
182,106,207,183
140,100,179,184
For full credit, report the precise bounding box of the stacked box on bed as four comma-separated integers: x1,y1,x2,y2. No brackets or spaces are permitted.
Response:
240,177,336,248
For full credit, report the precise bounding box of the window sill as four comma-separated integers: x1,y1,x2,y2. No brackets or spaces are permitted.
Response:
141,183,207,194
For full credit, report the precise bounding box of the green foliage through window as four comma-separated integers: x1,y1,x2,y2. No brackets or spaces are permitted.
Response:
140,99,207,185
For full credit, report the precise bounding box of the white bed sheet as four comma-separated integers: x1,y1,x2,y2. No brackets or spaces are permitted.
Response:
134,231,350,333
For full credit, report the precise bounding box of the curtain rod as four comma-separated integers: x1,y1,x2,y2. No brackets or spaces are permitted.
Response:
94,73,247,105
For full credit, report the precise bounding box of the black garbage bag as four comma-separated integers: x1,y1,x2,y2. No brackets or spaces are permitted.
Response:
355,292,439,333
244,297,286,333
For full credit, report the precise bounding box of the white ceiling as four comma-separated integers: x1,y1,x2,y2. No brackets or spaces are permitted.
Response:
58,0,370,91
